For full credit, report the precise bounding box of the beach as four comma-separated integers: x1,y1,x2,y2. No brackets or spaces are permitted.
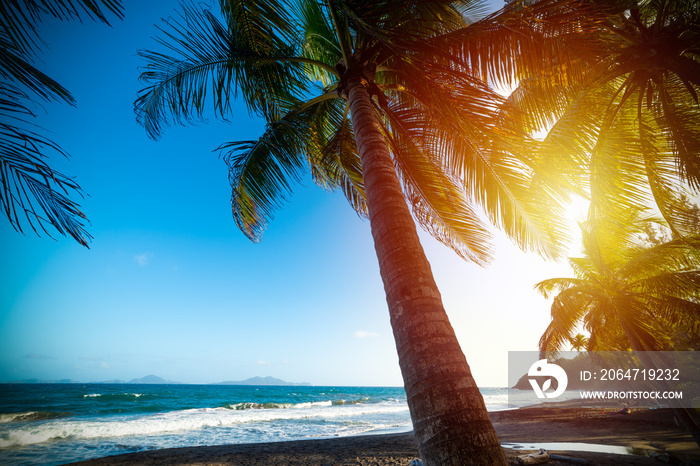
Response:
72,405,700,465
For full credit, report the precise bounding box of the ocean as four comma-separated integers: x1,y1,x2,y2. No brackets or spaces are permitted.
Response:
0,384,510,465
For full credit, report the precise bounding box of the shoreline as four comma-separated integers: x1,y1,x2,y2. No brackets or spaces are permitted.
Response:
70,405,700,465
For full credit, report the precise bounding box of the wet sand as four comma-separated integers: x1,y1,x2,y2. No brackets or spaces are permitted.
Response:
71,405,700,465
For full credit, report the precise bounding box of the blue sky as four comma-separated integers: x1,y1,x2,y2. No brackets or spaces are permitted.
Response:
0,0,583,387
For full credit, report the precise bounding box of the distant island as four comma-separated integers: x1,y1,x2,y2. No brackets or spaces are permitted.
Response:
127,375,182,384
1,375,182,384
2,378,78,384
1,375,310,385
214,376,311,386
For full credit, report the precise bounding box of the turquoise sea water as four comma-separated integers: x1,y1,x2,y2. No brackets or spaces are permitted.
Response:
0,384,509,465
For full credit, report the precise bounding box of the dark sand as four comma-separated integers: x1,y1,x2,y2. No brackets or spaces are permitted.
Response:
71,405,700,465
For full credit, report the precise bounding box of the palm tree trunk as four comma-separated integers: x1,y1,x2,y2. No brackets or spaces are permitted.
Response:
344,75,507,465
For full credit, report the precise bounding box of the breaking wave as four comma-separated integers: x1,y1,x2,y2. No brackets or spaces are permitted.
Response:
0,400,408,448
0,412,69,424
83,393,146,399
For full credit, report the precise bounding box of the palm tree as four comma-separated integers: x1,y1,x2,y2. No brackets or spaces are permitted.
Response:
536,217,700,354
536,214,700,446
568,333,588,351
492,0,700,237
487,0,700,444
135,1,569,463
0,0,123,246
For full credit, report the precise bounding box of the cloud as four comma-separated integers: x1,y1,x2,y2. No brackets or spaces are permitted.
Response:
134,253,152,266
354,330,379,339
257,360,268,366
24,353,56,360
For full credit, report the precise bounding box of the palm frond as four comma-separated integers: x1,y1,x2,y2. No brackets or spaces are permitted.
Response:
615,295,668,350
0,91,91,246
0,35,73,105
219,95,351,241
590,111,650,203
637,107,697,236
478,0,700,244
135,1,317,139
539,286,591,352
311,99,368,217
220,0,297,47
387,57,570,259
441,0,609,89
621,236,700,279
0,0,123,56
294,0,342,85
648,295,700,333
342,0,471,45
634,270,700,299
534,276,582,299
383,105,494,264
654,79,700,190
0,1,122,246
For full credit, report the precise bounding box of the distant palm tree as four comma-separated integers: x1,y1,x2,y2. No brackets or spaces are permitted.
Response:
135,0,569,463
537,217,700,353
0,0,123,246
569,333,588,352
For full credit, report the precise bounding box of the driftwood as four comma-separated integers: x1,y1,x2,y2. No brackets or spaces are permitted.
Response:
517,449,595,464
517,449,550,465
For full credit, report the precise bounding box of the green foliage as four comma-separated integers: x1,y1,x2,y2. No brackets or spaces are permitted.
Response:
537,213,700,353
495,0,700,238
1,0,124,246
135,0,572,264
569,333,588,351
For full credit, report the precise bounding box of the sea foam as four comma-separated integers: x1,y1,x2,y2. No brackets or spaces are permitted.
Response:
0,400,408,448
82,393,145,399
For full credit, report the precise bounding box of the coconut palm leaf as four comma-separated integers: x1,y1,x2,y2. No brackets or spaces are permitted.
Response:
637,271,700,303
381,57,569,258
0,35,72,104
218,104,321,240
294,0,342,86
313,103,368,216
539,285,593,353
648,294,700,336
382,105,494,263
135,2,322,139
497,0,700,234
537,216,700,352
0,0,123,56
1,0,122,246
0,84,91,245
621,237,700,278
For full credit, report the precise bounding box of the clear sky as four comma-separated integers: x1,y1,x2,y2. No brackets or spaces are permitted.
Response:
0,0,585,387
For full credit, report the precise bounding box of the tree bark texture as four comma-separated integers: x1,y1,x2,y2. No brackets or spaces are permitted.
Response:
344,75,507,465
